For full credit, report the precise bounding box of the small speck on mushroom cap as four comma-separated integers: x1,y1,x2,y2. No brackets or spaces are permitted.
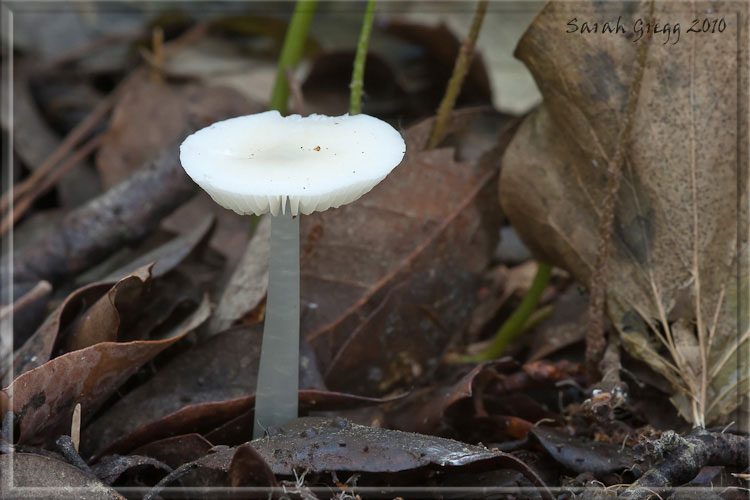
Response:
179,111,406,216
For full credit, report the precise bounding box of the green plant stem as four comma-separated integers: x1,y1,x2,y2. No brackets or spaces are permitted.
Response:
465,262,553,363
427,0,488,150
268,0,318,114
349,0,376,115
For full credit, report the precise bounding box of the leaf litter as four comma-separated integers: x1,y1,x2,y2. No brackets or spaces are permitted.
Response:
4,2,748,497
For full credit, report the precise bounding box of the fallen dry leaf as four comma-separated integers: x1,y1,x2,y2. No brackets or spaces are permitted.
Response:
90,390,402,460
65,263,153,352
13,84,259,287
500,1,748,425
132,433,214,470
0,295,211,446
302,109,506,396
206,216,270,336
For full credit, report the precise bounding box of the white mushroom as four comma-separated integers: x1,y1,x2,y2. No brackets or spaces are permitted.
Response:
179,111,405,438
180,110,406,216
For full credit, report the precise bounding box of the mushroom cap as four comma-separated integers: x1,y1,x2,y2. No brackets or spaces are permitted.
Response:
179,111,406,216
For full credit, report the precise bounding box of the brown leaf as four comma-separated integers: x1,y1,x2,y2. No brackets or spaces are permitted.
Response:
0,295,211,446
500,1,749,425
12,264,155,378
80,324,322,457
102,214,215,282
161,193,247,270
12,85,260,286
133,434,214,470
206,216,270,336
228,443,278,487
11,281,110,378
66,263,153,352
90,390,402,460
96,79,263,189
303,109,505,396
387,359,517,434
526,286,589,362
96,79,188,188
0,453,125,499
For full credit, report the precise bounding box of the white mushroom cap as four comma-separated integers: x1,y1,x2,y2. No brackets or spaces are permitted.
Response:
179,111,406,216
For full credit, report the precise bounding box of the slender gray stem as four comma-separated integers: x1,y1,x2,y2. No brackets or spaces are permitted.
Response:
253,203,300,439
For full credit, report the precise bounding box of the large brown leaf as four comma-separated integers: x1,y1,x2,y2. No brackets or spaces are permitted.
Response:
500,1,748,425
302,109,507,395
0,295,211,445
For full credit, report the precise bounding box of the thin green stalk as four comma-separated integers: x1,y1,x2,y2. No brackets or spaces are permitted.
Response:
269,0,318,114
349,0,376,115
427,0,488,150
464,262,552,362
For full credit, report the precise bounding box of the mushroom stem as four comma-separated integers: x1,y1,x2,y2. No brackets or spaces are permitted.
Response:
253,202,300,438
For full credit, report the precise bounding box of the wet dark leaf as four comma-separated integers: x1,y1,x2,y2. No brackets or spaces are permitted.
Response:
194,417,553,499
530,426,637,478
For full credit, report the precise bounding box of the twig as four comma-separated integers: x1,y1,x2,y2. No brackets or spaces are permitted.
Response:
621,429,749,500
56,435,97,480
142,462,198,500
1,133,104,234
0,22,208,230
268,1,318,114
349,0,376,116
427,0,488,150
0,280,51,320
12,139,195,285
0,87,120,215
586,1,654,383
